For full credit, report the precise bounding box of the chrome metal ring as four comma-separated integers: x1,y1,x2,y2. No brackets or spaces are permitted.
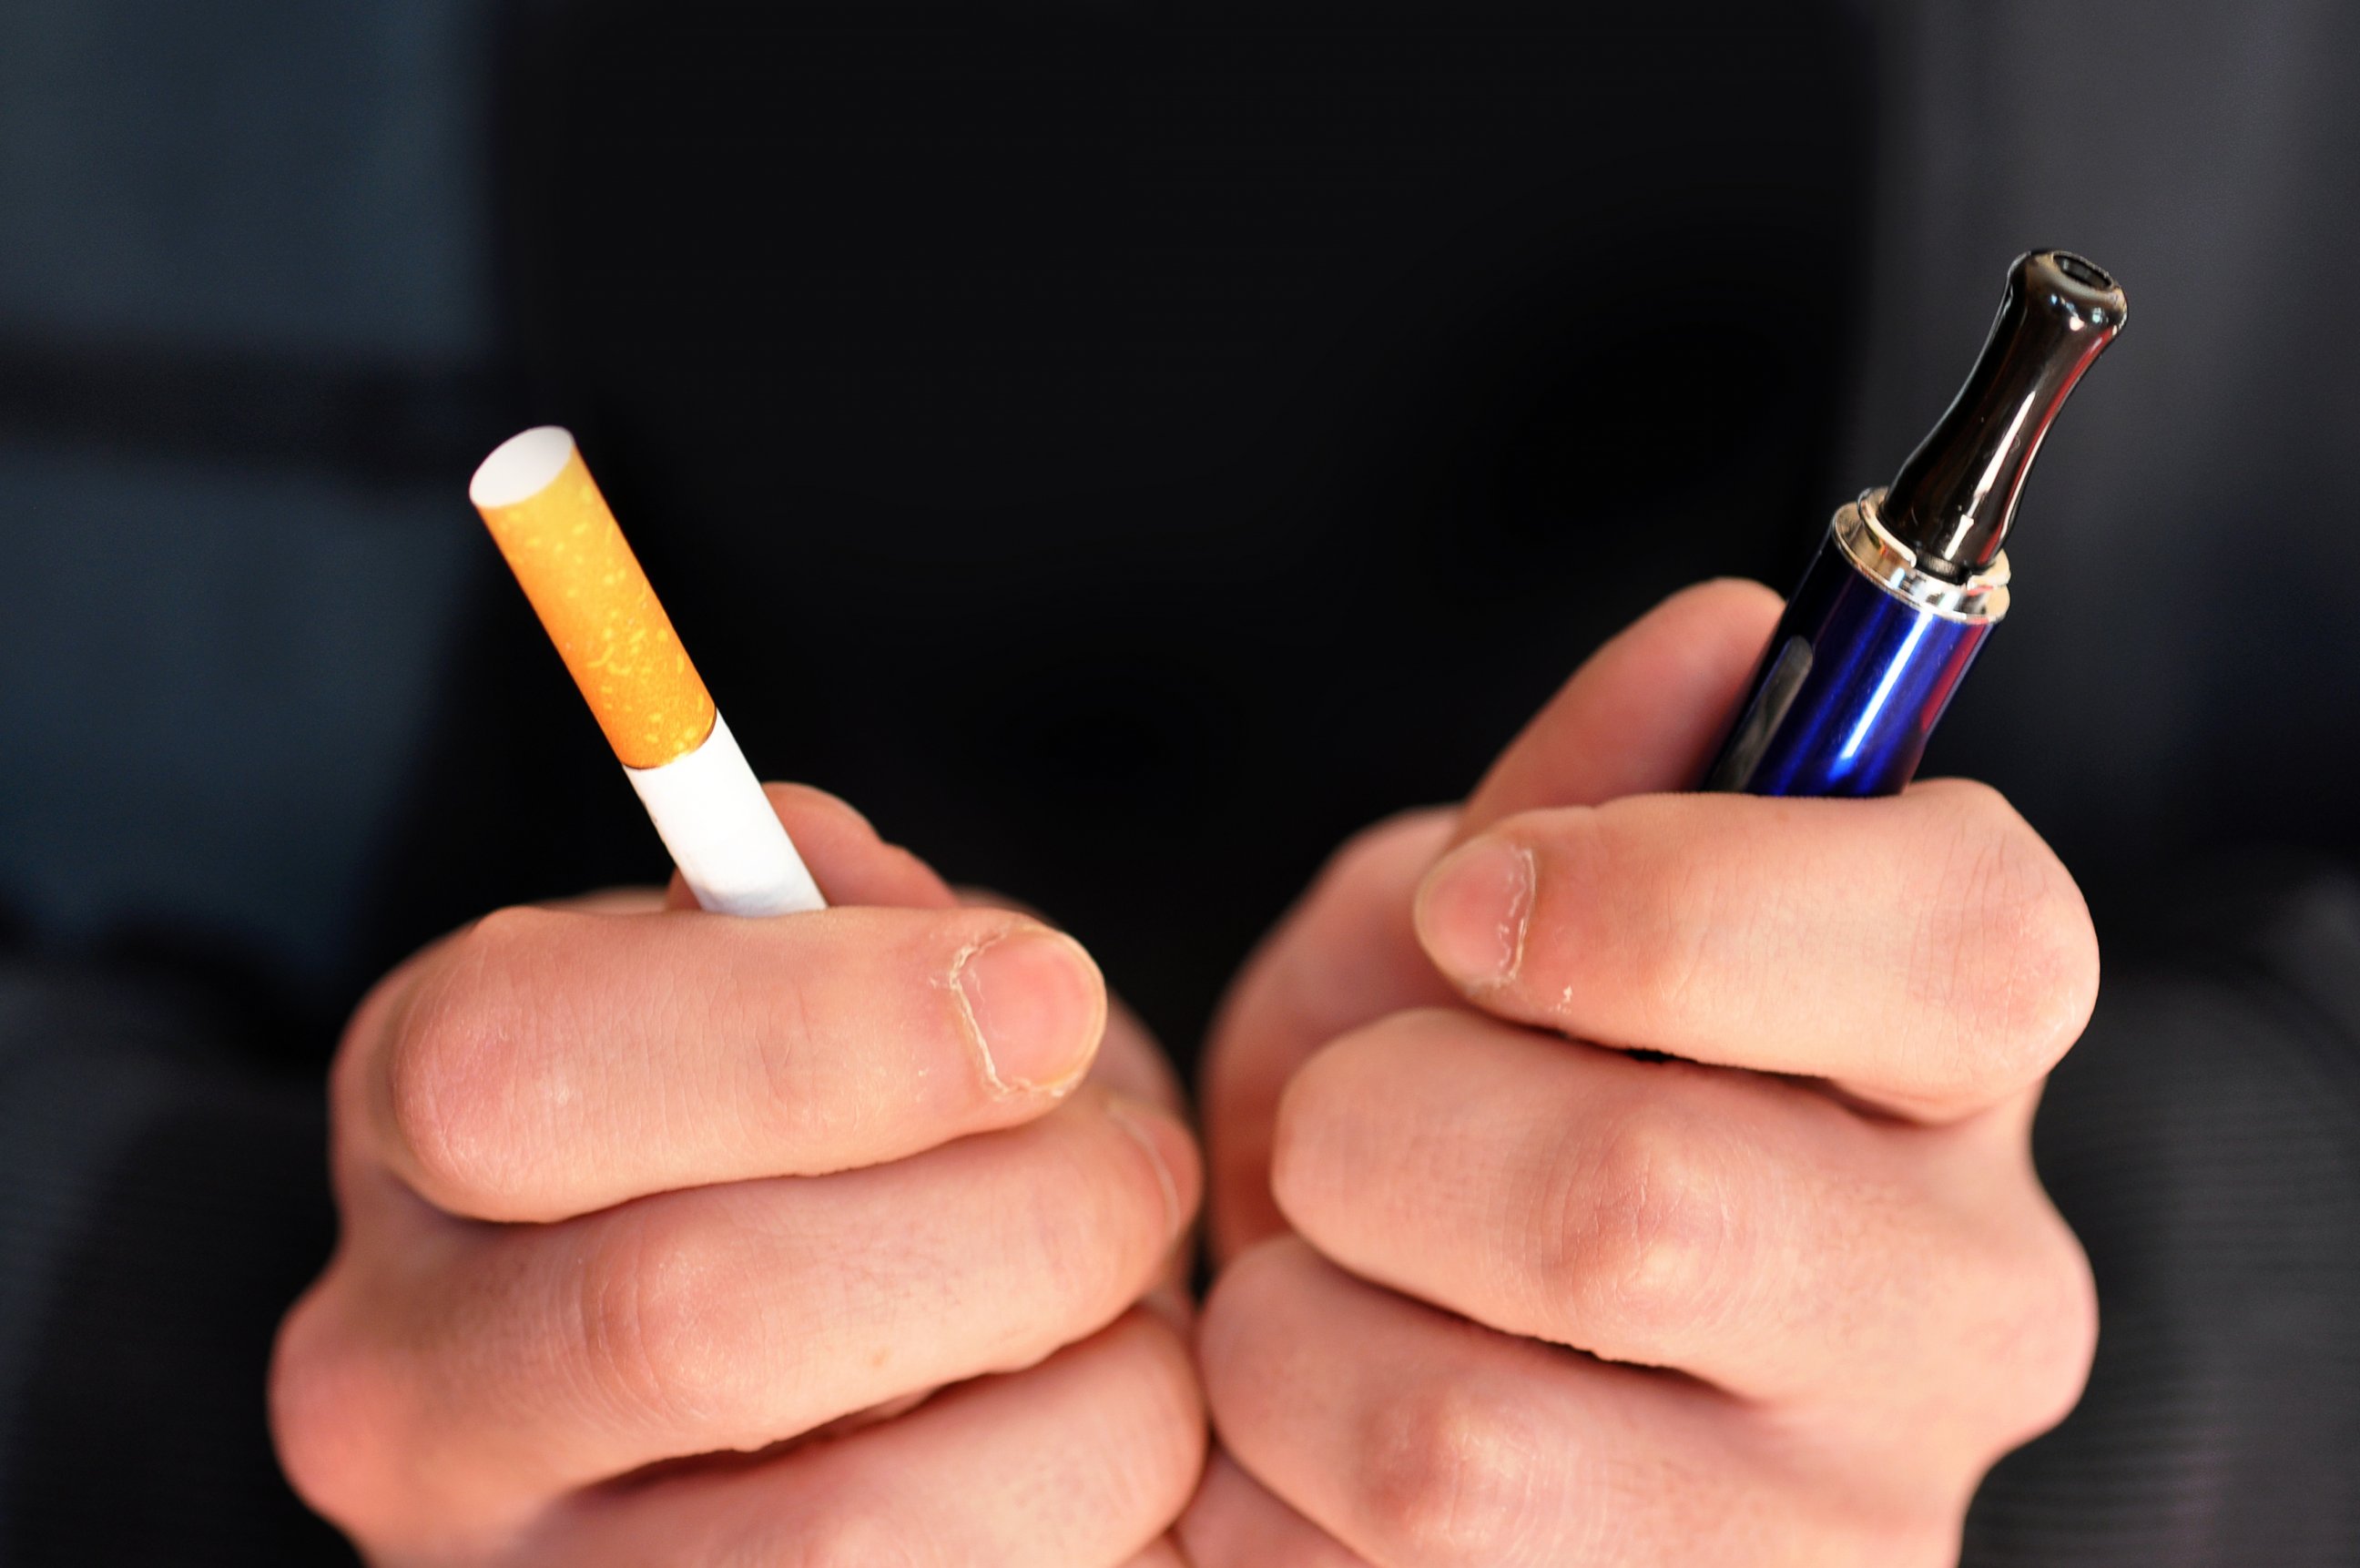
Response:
1834,490,2011,624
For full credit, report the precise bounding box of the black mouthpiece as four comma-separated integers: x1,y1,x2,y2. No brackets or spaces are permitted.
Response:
1880,250,2127,578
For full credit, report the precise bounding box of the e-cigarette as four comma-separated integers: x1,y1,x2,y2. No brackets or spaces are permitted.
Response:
1702,250,2126,798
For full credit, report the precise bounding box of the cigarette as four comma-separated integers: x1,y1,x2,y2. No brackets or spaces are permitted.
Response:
468,426,826,916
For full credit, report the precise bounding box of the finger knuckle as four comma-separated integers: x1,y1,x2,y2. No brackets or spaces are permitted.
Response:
1128,1315,1213,1462
576,1211,757,1431
982,1115,1165,1350
1929,785,2100,1096
1265,1048,1357,1237
1194,1242,1295,1429
1095,1315,1215,1517
1012,1115,1167,1325
1363,1378,1541,1564
1994,1225,2101,1443
1545,1099,1735,1337
382,908,554,1214
269,1285,401,1531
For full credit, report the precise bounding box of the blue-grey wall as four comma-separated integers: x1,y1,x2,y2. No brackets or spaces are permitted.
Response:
0,2,501,1002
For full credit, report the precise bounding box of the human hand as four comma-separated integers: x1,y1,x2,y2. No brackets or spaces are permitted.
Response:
1184,581,2101,1565
272,785,1203,1565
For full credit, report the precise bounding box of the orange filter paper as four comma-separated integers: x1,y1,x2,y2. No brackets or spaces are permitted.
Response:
473,448,717,769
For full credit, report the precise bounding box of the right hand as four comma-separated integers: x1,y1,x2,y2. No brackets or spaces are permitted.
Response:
271,785,1204,1566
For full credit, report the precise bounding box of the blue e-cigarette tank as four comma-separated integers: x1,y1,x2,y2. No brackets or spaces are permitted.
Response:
1704,250,2126,797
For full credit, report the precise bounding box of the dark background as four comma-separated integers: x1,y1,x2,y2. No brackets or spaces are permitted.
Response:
4,2,2358,1562
4,0,1873,1062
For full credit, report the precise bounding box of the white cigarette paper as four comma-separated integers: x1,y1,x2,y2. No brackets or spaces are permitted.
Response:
469,426,826,916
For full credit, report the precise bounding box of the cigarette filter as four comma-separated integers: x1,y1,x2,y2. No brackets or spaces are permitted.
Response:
469,426,825,915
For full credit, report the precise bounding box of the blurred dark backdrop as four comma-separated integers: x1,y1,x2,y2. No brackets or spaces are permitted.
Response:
9,3,2358,1058
4,2,2359,1563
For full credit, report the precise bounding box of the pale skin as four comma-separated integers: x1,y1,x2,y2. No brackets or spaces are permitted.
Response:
1180,580,2101,1566
274,579,2101,1565
270,787,1205,1566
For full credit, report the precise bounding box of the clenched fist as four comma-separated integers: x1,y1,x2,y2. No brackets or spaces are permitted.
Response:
273,785,1205,1566
1185,581,2100,1567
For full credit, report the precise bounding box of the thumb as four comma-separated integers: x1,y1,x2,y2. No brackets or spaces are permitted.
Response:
1458,577,1782,838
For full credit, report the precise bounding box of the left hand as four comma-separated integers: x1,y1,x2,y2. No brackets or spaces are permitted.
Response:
1181,580,2102,1566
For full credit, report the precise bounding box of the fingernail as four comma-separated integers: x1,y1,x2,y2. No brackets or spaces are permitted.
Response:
952,928,1105,1095
1416,837,1535,988
1102,1093,1190,1236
